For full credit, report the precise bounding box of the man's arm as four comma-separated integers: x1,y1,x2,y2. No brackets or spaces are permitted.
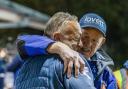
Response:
16,34,85,78
17,35,55,58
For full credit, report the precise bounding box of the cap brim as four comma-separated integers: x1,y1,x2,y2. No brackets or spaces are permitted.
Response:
81,24,106,37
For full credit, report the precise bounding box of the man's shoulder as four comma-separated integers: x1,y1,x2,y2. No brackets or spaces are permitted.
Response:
32,54,64,71
92,51,114,69
26,54,63,64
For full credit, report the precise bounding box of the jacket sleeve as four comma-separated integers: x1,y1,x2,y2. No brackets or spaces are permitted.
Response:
102,67,118,89
16,35,55,59
6,55,23,73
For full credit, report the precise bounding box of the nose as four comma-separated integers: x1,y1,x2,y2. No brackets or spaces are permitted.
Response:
86,40,92,48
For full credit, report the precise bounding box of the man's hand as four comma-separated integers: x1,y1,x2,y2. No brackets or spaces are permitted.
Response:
62,49,85,78
47,42,85,78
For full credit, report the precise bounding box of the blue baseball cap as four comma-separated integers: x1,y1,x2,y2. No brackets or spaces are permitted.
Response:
79,13,107,37
123,60,128,69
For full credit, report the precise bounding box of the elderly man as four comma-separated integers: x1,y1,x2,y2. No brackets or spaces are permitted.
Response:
16,12,118,89
15,12,95,89
79,13,117,89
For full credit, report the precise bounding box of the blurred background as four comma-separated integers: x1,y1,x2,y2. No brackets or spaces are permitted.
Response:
0,0,128,88
0,0,128,86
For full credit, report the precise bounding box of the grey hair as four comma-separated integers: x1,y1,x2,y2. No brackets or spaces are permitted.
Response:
44,12,78,37
57,20,74,34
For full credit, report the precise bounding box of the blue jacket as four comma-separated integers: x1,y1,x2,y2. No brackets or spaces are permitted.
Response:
7,55,23,79
16,34,117,89
88,52,117,89
15,54,96,89
96,67,117,89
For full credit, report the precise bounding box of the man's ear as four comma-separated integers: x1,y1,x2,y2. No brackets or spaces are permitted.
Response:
53,32,63,41
101,37,106,45
98,37,106,49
